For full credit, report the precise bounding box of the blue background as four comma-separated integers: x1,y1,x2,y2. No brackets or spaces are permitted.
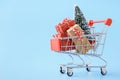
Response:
0,0,119,80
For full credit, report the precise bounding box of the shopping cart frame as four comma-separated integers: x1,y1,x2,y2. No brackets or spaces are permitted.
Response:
54,26,109,77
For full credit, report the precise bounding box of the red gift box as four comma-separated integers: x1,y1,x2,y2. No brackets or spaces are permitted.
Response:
55,18,75,34
50,38,75,51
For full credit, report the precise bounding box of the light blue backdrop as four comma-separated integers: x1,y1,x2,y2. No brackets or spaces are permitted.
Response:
0,0,119,80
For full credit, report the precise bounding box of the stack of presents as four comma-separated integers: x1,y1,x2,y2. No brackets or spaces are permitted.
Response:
50,5,95,54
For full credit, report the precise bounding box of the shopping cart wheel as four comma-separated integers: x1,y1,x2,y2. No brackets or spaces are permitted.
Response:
60,66,65,74
101,67,107,75
86,64,91,72
67,67,73,77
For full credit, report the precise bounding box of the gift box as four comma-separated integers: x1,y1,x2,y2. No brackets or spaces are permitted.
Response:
55,18,75,34
50,38,75,51
67,24,92,54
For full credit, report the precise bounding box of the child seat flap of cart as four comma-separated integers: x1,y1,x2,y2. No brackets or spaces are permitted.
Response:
50,5,112,77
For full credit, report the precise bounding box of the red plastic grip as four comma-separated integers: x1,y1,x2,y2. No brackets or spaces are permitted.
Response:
88,18,112,27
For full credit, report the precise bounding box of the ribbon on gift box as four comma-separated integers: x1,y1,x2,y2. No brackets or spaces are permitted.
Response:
73,27,84,41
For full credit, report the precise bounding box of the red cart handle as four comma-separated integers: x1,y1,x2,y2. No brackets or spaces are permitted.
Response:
88,18,112,27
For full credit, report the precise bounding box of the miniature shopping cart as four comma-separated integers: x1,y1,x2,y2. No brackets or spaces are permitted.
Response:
50,4,112,77
50,18,112,77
